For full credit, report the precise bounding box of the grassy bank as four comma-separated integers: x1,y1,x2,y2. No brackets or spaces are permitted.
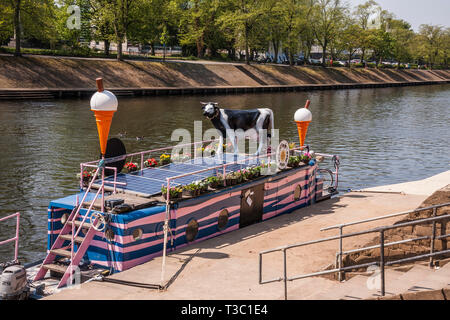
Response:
0,55,449,89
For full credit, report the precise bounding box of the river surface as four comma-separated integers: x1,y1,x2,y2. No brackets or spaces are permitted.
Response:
0,84,449,263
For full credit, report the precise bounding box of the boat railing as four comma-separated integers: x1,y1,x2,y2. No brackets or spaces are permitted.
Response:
0,212,20,263
258,202,450,300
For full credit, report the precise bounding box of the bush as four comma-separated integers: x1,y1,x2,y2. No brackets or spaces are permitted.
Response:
379,64,395,69
352,63,364,68
367,63,377,68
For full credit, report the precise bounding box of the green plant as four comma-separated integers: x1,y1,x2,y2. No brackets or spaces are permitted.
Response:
225,171,243,185
205,175,223,188
161,185,183,199
299,151,316,165
249,166,262,177
288,156,300,167
183,183,201,196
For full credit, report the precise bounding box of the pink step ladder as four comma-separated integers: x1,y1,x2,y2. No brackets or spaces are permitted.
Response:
34,167,106,288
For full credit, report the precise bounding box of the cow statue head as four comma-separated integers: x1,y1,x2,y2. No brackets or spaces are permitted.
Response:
201,102,220,120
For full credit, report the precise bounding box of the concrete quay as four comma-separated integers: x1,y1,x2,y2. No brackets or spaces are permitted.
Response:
45,171,450,300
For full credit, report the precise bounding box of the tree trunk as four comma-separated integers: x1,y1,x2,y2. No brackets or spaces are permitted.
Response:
163,44,166,62
13,0,21,57
196,38,203,58
245,23,250,65
289,51,294,66
104,39,110,56
322,43,327,67
151,42,155,56
273,40,279,63
117,37,123,61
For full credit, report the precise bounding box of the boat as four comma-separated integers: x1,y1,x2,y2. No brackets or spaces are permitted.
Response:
0,79,340,299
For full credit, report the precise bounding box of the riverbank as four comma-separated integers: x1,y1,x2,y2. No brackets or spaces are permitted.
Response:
0,55,449,99
44,171,450,300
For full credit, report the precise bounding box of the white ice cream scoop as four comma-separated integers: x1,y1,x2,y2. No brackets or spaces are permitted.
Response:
90,78,118,111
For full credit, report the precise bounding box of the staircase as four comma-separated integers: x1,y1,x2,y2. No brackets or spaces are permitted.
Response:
296,262,450,300
34,167,103,289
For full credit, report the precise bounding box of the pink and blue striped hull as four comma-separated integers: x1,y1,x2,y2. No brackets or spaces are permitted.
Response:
48,164,324,272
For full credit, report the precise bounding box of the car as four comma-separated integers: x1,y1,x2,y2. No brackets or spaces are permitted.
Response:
350,59,361,64
308,58,322,65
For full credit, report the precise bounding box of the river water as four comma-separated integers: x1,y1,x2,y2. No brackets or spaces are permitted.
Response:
0,84,449,263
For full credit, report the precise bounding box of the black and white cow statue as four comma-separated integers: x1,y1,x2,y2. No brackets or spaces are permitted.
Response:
201,102,275,156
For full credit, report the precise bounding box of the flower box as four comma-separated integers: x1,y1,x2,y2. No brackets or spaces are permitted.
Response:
124,162,139,173
159,153,171,166
161,186,183,200
144,158,158,168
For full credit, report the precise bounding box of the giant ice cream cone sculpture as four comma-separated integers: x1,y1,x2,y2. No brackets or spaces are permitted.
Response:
90,78,118,155
294,100,312,147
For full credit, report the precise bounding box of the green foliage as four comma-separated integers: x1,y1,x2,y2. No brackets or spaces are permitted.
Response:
0,2,13,44
0,0,447,69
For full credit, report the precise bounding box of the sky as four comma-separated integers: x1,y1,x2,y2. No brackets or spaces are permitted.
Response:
347,0,449,31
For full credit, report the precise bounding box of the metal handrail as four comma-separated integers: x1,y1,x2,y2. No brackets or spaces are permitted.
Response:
259,202,450,299
320,202,450,232
321,201,450,281
0,212,20,262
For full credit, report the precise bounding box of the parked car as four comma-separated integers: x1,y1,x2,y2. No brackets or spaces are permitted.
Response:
295,56,305,65
308,58,322,65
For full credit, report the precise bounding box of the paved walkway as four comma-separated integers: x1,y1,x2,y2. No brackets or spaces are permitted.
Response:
362,170,450,196
45,172,447,300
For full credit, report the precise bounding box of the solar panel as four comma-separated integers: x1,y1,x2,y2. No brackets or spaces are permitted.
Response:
98,153,268,197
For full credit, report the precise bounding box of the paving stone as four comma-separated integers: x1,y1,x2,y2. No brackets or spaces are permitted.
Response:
442,288,450,300
401,290,445,300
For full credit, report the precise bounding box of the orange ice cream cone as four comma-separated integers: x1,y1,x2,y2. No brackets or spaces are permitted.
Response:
90,78,118,156
93,110,115,155
296,120,310,147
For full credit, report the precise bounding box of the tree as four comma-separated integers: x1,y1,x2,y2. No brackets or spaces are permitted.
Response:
218,0,266,64
7,0,58,56
92,0,139,61
388,18,414,67
416,24,445,68
337,22,363,65
367,28,394,66
0,2,13,45
273,0,313,65
176,0,225,58
311,0,348,66
353,0,379,63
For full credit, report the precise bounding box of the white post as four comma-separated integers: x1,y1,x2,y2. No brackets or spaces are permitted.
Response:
160,178,171,288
